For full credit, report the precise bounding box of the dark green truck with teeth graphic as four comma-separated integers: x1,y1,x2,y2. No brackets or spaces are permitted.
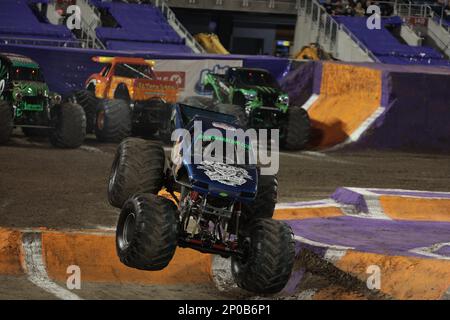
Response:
202,67,310,150
0,53,85,148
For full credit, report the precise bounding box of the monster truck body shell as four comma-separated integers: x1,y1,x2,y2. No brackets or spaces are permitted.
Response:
86,56,178,103
0,53,61,124
202,67,289,124
170,104,258,203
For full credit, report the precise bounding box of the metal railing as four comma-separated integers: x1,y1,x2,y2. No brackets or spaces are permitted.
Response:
153,0,205,53
78,15,106,49
0,36,84,48
76,0,106,49
299,0,379,61
165,0,301,14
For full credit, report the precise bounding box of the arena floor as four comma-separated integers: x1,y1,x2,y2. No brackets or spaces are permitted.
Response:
0,130,449,299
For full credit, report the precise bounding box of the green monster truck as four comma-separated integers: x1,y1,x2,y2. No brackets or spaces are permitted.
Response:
0,53,86,148
202,67,310,150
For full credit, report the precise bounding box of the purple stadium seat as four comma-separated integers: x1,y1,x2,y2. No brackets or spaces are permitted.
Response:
334,16,450,66
92,2,192,53
0,0,74,40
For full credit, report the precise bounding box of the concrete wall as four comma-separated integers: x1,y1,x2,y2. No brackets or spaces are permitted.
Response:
427,19,450,58
400,25,422,46
292,11,372,62
335,29,372,62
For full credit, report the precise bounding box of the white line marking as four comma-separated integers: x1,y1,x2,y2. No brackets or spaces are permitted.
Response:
294,235,354,251
326,106,385,151
276,199,340,209
301,94,319,111
324,248,348,263
410,242,450,261
22,232,83,300
367,187,450,199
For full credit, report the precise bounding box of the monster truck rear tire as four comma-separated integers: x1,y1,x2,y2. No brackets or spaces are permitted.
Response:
215,104,248,128
95,99,131,142
0,100,13,145
108,137,165,208
116,193,178,271
73,90,98,133
282,106,311,150
49,102,86,148
231,219,295,294
242,175,277,222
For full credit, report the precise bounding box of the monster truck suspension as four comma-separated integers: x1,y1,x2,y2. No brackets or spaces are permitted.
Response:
178,187,241,257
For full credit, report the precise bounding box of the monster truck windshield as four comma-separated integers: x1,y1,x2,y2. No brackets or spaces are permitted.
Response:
11,67,44,82
235,70,278,88
114,63,154,80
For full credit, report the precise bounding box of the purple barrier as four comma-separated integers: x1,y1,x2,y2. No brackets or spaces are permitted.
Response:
356,65,450,152
281,61,450,152
280,61,322,107
0,44,290,95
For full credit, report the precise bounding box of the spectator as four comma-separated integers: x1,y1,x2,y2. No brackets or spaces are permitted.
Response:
355,2,366,16
324,0,334,14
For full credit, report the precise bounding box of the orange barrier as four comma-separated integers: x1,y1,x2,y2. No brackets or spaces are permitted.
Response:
306,62,382,148
380,196,450,222
336,251,450,300
0,228,23,275
42,231,212,285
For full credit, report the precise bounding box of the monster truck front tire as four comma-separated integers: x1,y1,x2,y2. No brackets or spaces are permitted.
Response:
49,102,86,148
73,90,98,133
116,193,178,271
108,137,165,208
242,174,277,222
231,219,295,294
282,106,311,150
0,101,13,144
95,99,131,142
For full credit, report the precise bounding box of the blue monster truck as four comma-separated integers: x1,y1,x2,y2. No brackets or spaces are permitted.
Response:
107,103,295,294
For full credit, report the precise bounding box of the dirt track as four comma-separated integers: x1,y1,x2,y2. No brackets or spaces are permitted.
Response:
1,131,449,229
0,130,449,299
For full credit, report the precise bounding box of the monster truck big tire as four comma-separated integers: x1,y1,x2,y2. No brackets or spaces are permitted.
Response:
95,99,131,142
215,104,248,128
283,106,311,150
231,219,295,294
73,90,98,133
242,175,277,222
49,102,86,148
116,193,178,271
108,137,165,208
0,101,13,144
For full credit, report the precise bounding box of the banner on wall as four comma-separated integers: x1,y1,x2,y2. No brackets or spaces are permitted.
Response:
153,59,243,99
